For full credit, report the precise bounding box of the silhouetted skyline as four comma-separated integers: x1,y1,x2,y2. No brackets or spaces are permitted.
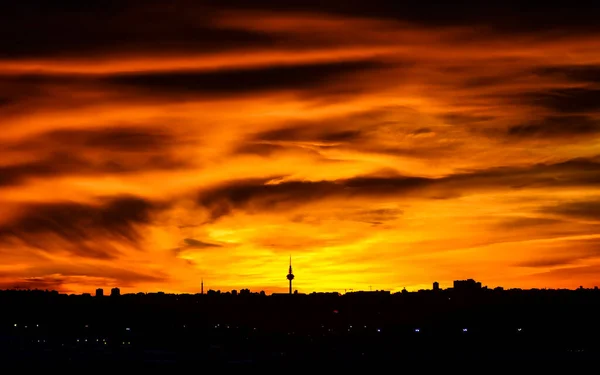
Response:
1,2,600,295
2,280,600,368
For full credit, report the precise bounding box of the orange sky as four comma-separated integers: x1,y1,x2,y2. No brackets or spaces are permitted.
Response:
1,2,600,294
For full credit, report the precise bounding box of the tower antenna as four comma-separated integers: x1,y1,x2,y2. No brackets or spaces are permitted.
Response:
286,256,295,295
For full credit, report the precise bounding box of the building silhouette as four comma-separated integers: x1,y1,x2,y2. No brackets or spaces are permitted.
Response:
95,288,104,297
453,279,482,292
433,281,440,291
110,287,120,297
286,256,295,295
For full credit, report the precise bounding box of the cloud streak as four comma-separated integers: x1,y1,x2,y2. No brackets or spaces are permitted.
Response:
1,2,600,293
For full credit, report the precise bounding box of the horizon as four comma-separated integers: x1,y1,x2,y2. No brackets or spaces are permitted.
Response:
3,278,599,296
1,2,600,294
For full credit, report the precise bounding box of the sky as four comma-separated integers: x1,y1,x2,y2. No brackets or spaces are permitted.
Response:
1,1,600,294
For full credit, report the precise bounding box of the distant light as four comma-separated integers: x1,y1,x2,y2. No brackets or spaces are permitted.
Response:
126,327,131,331
96,339,99,342
85,339,87,342
377,328,381,332
462,328,468,332
333,310,338,314
13,324,17,327
77,339,79,342
349,325,352,328
36,324,39,327
104,342,107,345
414,328,420,333
517,328,522,332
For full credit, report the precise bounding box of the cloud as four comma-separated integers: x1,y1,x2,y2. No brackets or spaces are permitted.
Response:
183,238,222,248
517,238,600,269
103,60,387,97
196,156,600,221
525,88,600,114
534,65,600,84
0,264,169,292
0,1,273,59
529,264,600,285
1,3,600,293
0,276,66,291
0,196,163,259
507,116,600,138
539,199,600,221
254,126,363,143
0,127,187,187
25,127,177,152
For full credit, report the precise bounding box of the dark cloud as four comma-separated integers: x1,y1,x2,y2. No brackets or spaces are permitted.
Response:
233,143,291,157
496,217,566,229
519,257,588,268
518,237,600,269
2,1,599,62
104,60,386,97
0,196,162,259
0,126,188,187
410,128,434,136
0,1,273,59
517,239,600,269
534,65,600,84
0,264,168,291
0,276,66,291
196,156,600,221
532,265,600,282
4,126,177,153
539,200,600,221
440,113,496,126
209,1,600,34
35,264,169,285
507,116,600,138
256,127,363,143
183,238,222,248
195,175,437,221
172,238,224,257
0,152,185,187
525,88,600,114
345,208,403,225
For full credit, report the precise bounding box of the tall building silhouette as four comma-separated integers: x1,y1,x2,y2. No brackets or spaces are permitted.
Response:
286,256,295,295
95,288,104,297
201,279,204,295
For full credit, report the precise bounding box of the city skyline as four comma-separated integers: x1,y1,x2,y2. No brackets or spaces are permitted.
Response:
1,2,600,294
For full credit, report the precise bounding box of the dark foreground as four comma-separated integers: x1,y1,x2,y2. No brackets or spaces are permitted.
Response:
2,288,600,369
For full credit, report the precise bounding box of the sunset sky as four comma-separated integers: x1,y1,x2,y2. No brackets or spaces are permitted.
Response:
1,1,600,294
